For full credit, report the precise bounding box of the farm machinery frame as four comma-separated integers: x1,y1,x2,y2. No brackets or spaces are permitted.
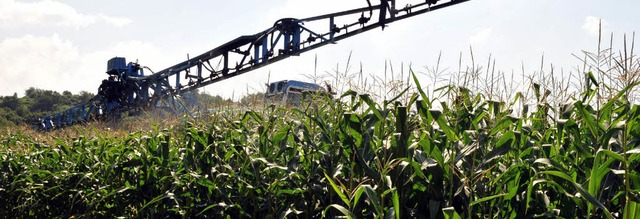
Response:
35,0,470,130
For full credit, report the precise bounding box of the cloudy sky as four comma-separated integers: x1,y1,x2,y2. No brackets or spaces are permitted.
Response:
1,0,638,98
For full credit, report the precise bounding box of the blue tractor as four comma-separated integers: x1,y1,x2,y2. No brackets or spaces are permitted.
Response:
34,0,470,130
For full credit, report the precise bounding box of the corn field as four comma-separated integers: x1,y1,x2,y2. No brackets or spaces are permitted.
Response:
1,68,639,218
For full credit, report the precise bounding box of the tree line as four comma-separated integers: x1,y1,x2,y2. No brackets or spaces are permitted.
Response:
0,88,232,127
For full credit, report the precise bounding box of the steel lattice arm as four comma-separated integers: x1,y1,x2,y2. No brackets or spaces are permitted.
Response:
35,0,470,130
157,0,469,95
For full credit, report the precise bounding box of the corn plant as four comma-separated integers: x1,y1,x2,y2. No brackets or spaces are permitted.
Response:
2,63,640,218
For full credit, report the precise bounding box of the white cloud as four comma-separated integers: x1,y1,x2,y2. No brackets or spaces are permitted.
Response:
0,0,132,28
265,0,362,23
469,27,492,46
0,34,80,95
96,14,133,28
582,16,608,37
80,40,176,76
0,34,173,96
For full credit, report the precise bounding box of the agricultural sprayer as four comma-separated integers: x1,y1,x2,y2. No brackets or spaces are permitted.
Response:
35,0,470,130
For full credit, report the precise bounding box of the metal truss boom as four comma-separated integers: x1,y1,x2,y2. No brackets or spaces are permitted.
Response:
35,0,470,130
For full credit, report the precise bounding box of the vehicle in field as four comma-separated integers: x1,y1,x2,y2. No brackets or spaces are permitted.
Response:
33,0,470,130
265,80,328,105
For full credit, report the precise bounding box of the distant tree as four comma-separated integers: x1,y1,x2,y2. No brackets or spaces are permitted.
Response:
62,91,74,105
24,87,39,99
78,91,95,103
0,107,22,127
15,104,29,118
0,113,13,127
27,89,59,113
240,92,265,105
192,91,229,107
0,93,19,110
0,88,97,127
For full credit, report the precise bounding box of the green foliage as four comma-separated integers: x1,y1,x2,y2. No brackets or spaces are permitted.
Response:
0,88,228,127
1,73,639,218
191,90,232,106
0,88,96,126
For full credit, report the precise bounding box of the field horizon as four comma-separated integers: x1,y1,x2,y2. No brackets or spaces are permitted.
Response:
2,30,640,218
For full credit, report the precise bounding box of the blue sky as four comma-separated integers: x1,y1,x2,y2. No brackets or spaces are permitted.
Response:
1,0,638,99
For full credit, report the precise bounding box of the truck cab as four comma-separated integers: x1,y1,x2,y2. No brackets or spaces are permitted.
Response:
265,80,327,105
